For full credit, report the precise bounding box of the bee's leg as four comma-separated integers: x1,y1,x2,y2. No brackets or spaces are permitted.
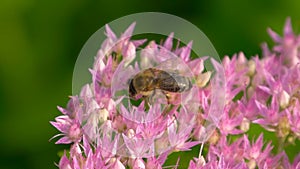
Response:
162,91,171,104
142,95,150,109
143,91,154,109
148,90,157,105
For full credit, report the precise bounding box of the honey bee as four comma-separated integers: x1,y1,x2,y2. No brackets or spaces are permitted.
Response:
128,68,192,104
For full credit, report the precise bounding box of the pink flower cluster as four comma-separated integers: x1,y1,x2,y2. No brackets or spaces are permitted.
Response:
51,18,300,169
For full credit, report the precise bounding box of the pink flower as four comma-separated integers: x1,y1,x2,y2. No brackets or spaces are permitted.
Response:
59,151,72,169
243,134,274,167
100,22,145,58
50,98,83,144
123,133,154,158
145,157,164,169
167,118,200,152
52,18,300,169
282,152,300,169
287,99,300,138
107,158,126,169
219,103,244,135
267,17,300,67
128,158,146,169
189,155,248,169
238,97,259,120
209,136,245,164
253,98,282,131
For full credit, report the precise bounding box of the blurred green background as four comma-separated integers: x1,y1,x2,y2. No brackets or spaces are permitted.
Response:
1,0,300,168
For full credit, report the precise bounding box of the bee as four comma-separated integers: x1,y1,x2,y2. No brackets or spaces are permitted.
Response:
128,68,192,104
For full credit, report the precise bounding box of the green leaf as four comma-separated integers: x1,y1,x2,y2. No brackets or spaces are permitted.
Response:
232,91,244,102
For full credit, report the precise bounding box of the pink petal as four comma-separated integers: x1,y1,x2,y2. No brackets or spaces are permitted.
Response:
72,155,81,169
188,160,196,169
59,151,72,169
187,58,205,76
177,141,200,151
115,160,126,169
83,135,91,155
254,133,264,149
80,84,93,98
261,43,271,57
267,28,282,43
243,134,250,149
121,22,136,39
50,120,68,133
180,41,193,62
132,39,147,47
260,142,273,159
229,129,244,135
293,153,300,168
57,106,69,115
56,136,72,144
211,57,225,75
252,118,267,125
164,32,174,50
281,152,291,169
155,151,171,166
105,24,117,41
284,17,293,36
264,71,276,88
255,100,268,115
257,85,271,94
273,45,283,52
167,120,177,142
122,42,136,65
85,151,94,168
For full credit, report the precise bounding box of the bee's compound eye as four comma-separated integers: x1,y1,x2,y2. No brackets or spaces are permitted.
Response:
129,79,137,97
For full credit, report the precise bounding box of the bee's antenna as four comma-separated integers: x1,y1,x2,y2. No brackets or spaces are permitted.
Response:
127,78,132,85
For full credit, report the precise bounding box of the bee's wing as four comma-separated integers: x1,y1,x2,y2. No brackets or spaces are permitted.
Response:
156,71,191,92
155,57,193,77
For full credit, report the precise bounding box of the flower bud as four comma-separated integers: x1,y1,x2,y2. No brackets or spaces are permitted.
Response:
99,108,109,123
222,56,231,67
127,129,135,138
109,157,117,164
238,52,247,65
237,52,247,71
279,90,290,109
208,130,220,145
247,60,256,76
196,71,212,87
240,118,250,132
247,159,256,169
133,158,145,169
277,116,290,138
113,115,127,132
287,135,296,145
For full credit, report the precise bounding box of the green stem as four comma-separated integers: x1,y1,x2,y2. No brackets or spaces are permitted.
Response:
277,136,286,153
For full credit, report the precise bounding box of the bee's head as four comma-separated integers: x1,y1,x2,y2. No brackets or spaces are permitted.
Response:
128,79,137,97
